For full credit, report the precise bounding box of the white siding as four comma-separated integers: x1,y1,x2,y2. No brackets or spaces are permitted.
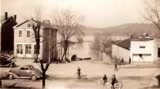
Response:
130,40,155,62
112,44,130,63
14,22,43,59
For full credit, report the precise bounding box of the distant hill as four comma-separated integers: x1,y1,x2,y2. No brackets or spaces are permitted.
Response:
82,23,160,37
81,26,102,35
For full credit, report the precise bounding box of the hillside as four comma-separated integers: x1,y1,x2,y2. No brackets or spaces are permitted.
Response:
83,23,160,37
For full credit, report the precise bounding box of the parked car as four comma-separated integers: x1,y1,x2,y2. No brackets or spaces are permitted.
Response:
8,65,42,80
0,55,16,67
0,71,10,79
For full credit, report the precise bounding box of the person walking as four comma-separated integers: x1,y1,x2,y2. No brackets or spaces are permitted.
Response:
77,67,81,79
102,74,108,85
114,63,118,71
111,74,118,89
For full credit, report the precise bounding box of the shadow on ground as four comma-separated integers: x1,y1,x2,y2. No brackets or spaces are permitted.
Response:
141,86,160,89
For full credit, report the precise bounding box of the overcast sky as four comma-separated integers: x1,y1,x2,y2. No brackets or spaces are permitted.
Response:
1,0,145,27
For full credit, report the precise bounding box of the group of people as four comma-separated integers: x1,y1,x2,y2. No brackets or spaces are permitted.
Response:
103,74,119,89
77,67,120,89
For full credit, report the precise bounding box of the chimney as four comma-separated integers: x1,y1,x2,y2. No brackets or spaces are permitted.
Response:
14,15,17,21
5,12,8,20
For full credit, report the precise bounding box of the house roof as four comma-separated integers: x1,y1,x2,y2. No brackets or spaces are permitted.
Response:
16,19,30,27
131,36,153,41
131,33,154,41
114,39,131,50
15,18,57,30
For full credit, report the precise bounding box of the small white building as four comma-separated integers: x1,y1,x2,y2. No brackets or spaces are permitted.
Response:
112,39,130,63
112,34,160,63
130,37,156,62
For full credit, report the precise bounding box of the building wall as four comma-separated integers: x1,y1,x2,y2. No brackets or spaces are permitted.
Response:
0,0,2,52
112,44,130,63
130,40,156,62
1,17,16,52
14,24,43,59
42,27,57,62
155,39,160,61
0,22,1,52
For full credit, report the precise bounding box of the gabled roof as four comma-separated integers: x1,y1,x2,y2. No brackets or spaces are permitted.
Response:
15,18,57,30
113,39,131,50
16,19,30,27
15,18,39,27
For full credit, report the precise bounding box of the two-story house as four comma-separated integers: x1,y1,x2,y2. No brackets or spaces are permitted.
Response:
14,19,57,62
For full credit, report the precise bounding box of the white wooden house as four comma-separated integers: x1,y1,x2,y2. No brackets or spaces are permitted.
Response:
112,39,130,63
112,34,160,63
14,19,57,61
130,37,156,62
14,19,43,58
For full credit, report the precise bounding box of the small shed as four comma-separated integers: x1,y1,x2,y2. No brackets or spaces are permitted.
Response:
112,39,131,63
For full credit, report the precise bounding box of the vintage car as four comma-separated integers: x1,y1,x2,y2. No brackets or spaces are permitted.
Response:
0,71,10,79
0,55,16,67
8,65,42,80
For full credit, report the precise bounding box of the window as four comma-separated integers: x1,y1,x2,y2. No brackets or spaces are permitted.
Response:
27,24,31,27
139,46,145,48
17,44,23,54
133,54,151,56
20,67,29,70
25,44,32,54
27,31,30,37
139,54,143,58
158,48,160,57
19,30,22,37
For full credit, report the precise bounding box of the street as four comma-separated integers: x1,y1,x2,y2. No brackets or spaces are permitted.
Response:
1,59,160,89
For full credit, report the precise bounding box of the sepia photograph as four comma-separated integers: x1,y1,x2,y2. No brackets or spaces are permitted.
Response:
0,0,160,89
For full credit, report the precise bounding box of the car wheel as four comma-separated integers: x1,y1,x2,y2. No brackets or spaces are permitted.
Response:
9,74,14,79
31,75,37,80
9,63,14,67
12,63,16,67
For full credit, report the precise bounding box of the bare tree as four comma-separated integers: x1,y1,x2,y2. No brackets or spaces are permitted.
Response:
144,0,160,30
32,19,51,89
143,0,160,86
90,34,103,60
52,9,84,62
91,33,113,60
32,21,41,63
32,8,51,89
0,80,1,88
40,60,50,89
